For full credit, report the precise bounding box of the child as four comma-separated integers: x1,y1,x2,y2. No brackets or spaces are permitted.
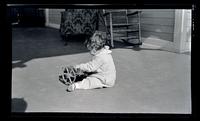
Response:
59,31,116,92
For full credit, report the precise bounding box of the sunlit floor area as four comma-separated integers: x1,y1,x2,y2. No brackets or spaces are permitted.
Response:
12,27,191,113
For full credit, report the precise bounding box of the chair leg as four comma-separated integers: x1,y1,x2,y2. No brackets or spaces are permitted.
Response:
109,13,114,48
138,11,142,45
61,35,68,46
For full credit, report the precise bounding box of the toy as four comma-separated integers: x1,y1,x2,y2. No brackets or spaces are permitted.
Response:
59,66,91,85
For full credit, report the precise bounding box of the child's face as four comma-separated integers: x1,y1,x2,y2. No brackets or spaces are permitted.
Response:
87,32,104,55
87,35,96,55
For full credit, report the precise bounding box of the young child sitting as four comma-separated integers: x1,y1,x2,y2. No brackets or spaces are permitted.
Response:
59,31,116,92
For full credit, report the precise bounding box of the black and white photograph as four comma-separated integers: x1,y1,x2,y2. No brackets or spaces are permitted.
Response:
8,4,192,115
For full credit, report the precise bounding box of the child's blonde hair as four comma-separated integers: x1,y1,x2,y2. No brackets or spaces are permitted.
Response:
85,31,107,51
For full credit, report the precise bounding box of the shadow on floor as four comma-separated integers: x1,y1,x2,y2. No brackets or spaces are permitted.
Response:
12,98,27,112
12,27,89,69
12,27,174,69
113,41,163,51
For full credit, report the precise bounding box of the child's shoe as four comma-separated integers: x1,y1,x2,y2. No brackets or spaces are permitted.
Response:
66,84,76,92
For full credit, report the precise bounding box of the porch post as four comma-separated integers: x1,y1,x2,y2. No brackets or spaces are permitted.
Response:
173,9,191,53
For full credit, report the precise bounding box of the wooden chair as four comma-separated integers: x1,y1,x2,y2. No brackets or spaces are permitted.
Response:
103,9,142,47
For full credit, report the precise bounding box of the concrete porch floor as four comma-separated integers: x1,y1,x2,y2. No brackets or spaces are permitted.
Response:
12,27,191,113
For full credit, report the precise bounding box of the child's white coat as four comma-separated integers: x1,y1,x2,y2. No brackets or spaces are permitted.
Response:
75,46,116,89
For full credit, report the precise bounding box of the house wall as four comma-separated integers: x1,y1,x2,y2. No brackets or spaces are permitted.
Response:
140,9,175,42
101,9,175,43
134,9,191,53
45,9,191,53
46,9,175,43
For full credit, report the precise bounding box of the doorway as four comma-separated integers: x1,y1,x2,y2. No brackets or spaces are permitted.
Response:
8,7,45,27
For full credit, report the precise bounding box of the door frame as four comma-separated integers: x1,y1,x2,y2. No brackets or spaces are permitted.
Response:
173,9,191,53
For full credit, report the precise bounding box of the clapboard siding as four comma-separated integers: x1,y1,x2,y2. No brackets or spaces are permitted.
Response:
47,9,175,42
102,9,175,42
140,18,174,26
140,9,175,18
139,9,175,42
141,24,174,34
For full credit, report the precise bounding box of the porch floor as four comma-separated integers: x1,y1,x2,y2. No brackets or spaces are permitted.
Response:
12,27,191,114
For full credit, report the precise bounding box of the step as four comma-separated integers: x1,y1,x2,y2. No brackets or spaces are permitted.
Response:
113,29,139,32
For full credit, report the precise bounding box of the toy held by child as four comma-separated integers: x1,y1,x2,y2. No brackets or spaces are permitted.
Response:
59,31,116,92
59,66,95,85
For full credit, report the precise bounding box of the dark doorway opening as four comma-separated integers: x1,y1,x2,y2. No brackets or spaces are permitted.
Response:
8,7,45,27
